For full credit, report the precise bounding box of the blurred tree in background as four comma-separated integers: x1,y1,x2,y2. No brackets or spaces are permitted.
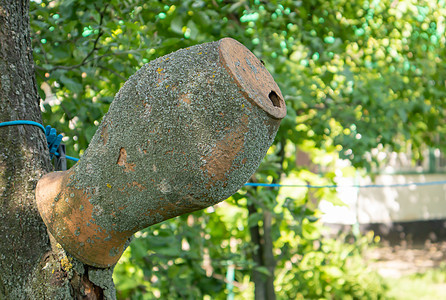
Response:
30,0,446,298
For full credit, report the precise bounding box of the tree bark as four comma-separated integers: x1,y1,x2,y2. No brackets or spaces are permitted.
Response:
248,203,267,299
0,1,115,299
0,2,285,298
248,203,276,300
262,210,276,300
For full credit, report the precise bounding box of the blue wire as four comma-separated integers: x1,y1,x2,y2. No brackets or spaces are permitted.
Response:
1,121,445,187
53,151,79,162
244,180,446,189
65,155,79,162
0,120,45,133
54,152,79,162
0,121,79,162
54,152,79,161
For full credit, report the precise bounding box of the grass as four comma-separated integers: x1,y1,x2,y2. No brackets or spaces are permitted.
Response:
383,265,446,300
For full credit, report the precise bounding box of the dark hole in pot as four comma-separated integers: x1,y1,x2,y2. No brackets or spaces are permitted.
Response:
268,91,281,107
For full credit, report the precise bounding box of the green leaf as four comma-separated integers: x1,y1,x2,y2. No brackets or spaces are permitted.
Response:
187,20,199,40
170,16,183,35
162,38,182,47
254,266,271,276
248,212,262,228
59,75,83,93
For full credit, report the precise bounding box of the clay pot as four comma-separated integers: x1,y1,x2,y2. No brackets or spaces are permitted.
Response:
36,38,286,267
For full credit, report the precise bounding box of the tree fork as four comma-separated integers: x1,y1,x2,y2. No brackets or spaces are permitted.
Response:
1,2,286,298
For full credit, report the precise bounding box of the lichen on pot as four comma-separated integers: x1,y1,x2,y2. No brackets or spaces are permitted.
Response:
36,38,286,268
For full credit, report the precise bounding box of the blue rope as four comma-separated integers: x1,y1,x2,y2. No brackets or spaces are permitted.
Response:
44,125,79,161
0,120,78,161
63,154,79,162
0,120,45,133
244,180,446,188
45,125,63,158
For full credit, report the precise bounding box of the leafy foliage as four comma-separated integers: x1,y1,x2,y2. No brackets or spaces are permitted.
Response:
30,0,445,299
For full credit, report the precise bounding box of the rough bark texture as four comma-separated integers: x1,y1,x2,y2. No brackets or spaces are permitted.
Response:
248,204,267,299
0,1,115,299
1,2,285,298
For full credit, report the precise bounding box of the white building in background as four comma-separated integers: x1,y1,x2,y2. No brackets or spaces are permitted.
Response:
319,149,446,243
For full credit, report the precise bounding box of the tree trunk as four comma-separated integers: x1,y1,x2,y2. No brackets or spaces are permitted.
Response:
0,1,115,299
248,204,267,299
248,204,276,300
262,210,276,300
1,2,285,298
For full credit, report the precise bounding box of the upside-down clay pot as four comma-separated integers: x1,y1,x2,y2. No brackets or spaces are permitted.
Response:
36,38,286,267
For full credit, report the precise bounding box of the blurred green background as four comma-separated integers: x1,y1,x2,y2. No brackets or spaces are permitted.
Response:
30,0,446,299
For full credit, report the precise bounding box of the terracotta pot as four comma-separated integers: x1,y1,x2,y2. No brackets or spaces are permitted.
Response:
36,38,286,267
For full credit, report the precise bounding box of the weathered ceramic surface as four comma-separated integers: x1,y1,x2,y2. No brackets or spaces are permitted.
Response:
36,38,286,267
